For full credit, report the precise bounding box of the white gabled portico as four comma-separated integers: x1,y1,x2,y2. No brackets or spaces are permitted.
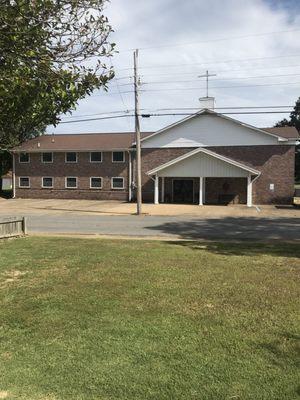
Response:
147,147,260,207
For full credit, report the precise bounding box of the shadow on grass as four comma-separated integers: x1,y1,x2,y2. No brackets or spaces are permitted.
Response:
257,332,300,368
167,240,300,258
145,216,300,242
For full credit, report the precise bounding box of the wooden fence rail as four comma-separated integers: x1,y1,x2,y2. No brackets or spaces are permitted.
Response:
0,217,27,239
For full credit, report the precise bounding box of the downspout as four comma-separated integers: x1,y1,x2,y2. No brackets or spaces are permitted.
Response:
12,152,16,198
128,150,132,202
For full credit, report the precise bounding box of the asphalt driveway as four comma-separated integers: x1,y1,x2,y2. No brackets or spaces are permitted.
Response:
18,213,300,241
0,198,299,240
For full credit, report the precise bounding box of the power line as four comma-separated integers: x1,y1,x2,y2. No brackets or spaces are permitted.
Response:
115,54,300,72
60,105,294,120
116,72,300,87
140,81,300,93
57,110,294,124
122,29,300,52
114,63,300,82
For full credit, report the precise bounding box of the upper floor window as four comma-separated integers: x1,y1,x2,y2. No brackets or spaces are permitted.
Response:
65,152,77,163
19,153,30,163
112,151,125,163
41,152,53,163
90,152,102,163
19,177,30,188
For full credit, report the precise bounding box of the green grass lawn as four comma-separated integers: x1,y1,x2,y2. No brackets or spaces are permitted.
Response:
0,237,299,400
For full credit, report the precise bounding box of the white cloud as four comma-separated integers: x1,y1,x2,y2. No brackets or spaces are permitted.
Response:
50,0,300,134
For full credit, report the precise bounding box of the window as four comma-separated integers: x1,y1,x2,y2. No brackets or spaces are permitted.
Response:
65,177,77,188
19,177,30,188
19,153,30,163
111,177,124,189
112,151,125,163
90,152,102,163
65,152,77,163
42,177,53,188
90,177,102,189
42,152,53,163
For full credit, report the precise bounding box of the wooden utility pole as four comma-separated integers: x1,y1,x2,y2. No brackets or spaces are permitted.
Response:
134,49,142,215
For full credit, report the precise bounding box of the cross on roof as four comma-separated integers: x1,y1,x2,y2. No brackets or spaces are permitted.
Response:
198,70,217,97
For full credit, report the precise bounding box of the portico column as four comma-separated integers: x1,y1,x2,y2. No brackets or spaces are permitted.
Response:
154,174,159,204
247,174,253,207
203,177,206,205
161,177,165,203
199,177,204,206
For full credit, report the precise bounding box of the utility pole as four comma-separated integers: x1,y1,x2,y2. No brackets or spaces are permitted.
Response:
134,49,142,215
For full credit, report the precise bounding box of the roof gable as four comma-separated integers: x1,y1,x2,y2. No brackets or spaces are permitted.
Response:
147,147,260,177
142,110,286,148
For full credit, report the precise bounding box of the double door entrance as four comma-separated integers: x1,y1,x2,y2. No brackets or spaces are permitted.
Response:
172,179,194,204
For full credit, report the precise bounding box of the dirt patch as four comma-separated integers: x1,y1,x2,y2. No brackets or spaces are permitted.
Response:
0,391,8,399
1,270,28,286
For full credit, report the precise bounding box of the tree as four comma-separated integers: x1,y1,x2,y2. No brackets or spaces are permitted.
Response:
0,0,115,150
275,97,300,182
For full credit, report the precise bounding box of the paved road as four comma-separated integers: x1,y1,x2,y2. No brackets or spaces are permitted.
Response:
15,214,300,240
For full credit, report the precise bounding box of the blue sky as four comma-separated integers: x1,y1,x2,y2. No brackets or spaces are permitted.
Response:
49,0,300,134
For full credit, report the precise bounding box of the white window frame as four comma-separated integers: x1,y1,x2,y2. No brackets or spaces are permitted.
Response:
90,151,102,163
65,176,78,189
19,176,30,188
42,177,53,188
19,153,30,164
111,177,125,190
41,152,53,164
112,151,125,163
90,177,103,189
65,152,78,163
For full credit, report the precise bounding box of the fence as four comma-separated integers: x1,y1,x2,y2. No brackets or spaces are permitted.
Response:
0,217,27,239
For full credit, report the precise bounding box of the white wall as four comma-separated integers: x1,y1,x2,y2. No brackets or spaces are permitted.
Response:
158,152,249,178
142,114,278,148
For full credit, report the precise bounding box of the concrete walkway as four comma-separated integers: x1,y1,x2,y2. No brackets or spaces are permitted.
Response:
0,198,299,218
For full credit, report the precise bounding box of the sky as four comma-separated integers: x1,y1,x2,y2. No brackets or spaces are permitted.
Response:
50,0,300,134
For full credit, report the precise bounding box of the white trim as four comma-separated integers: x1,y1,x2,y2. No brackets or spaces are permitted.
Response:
199,177,203,206
147,147,261,176
161,177,165,203
65,152,78,163
19,152,30,163
19,176,30,188
12,154,16,198
41,152,53,163
112,151,125,163
247,174,253,207
65,176,78,189
140,109,288,144
89,151,102,163
111,177,125,189
154,174,159,204
90,177,103,189
42,176,53,188
128,151,132,201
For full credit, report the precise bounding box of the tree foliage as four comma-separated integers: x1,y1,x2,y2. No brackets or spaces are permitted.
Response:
0,0,115,149
275,97,300,182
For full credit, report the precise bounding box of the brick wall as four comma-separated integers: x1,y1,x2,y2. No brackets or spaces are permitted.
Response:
15,151,130,200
